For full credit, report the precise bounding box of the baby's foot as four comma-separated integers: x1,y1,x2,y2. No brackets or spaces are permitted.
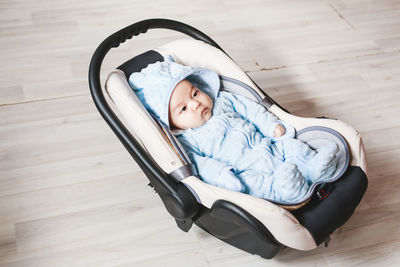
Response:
270,162,309,202
309,143,339,183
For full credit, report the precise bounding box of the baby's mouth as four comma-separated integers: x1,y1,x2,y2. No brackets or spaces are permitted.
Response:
201,107,208,116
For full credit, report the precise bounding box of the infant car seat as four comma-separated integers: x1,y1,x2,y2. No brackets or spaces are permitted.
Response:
88,19,368,259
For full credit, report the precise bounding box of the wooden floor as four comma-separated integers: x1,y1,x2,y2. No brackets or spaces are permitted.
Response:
1,0,400,266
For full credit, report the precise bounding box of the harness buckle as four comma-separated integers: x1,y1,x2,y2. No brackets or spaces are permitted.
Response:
316,183,332,200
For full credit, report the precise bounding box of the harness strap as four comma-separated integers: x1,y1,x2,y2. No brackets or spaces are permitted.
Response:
169,164,198,182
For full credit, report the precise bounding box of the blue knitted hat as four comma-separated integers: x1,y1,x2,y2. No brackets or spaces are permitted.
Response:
128,56,220,129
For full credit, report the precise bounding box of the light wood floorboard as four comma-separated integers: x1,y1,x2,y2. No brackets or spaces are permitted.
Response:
1,0,400,266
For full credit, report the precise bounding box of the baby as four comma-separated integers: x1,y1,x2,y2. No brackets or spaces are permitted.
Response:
129,57,339,204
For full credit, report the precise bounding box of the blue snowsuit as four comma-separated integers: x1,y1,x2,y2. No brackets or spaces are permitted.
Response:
176,90,338,203
128,57,338,204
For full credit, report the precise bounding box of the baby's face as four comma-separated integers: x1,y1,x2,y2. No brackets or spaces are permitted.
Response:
169,79,213,130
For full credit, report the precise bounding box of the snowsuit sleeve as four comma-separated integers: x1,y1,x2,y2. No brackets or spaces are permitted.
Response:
178,137,245,192
220,91,295,140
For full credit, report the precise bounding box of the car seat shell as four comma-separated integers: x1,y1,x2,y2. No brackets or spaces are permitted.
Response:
89,19,368,258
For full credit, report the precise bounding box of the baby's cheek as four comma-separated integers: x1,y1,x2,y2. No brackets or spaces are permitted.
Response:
170,114,177,125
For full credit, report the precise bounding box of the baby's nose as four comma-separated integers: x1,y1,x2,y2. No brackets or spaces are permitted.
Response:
188,100,200,110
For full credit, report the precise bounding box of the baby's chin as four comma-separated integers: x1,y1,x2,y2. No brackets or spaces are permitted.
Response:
175,110,213,130
184,116,211,130
200,109,212,124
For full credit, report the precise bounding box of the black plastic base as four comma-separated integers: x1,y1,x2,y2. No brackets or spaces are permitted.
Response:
291,166,368,245
194,200,284,259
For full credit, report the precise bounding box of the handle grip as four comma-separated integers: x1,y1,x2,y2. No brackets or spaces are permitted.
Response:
110,19,222,48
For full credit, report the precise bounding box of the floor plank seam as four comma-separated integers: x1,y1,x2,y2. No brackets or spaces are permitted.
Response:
0,93,90,107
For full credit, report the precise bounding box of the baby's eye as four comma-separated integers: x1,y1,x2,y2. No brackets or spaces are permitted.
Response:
193,91,198,97
181,106,187,113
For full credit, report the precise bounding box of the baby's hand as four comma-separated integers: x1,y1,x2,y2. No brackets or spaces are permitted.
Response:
273,124,286,137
